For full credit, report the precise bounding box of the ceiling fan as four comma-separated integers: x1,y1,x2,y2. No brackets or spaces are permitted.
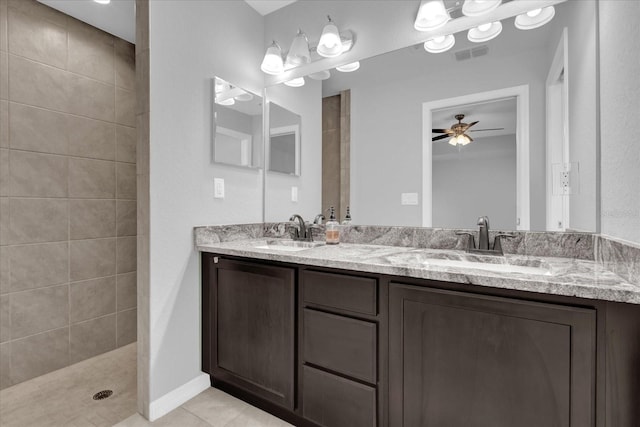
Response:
432,114,504,146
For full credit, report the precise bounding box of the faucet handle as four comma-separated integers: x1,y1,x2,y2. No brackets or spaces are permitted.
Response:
493,233,516,255
455,231,476,251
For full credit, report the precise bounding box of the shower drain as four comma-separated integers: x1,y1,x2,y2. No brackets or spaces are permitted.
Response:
92,390,114,401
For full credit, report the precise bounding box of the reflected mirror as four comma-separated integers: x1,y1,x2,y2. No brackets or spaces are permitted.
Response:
265,0,597,232
213,77,263,169
269,102,301,176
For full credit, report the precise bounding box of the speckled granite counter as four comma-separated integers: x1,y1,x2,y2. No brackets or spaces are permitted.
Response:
197,238,640,305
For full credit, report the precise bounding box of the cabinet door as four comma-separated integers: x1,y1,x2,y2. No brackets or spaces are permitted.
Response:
389,283,595,427
212,258,295,410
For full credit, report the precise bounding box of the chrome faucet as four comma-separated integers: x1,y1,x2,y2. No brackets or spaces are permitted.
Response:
288,214,313,241
456,216,516,256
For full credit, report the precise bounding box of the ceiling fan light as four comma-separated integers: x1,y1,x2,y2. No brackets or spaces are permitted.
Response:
424,34,455,53
336,61,360,72
284,77,305,87
260,41,284,75
467,21,502,43
414,0,450,32
308,70,331,80
317,16,343,58
461,0,501,17
284,29,311,69
515,6,555,30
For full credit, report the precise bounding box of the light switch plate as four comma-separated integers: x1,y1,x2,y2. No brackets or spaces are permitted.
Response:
214,178,225,199
291,186,298,202
401,192,419,205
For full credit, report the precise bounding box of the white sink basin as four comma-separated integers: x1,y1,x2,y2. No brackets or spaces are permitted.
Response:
425,258,553,276
254,239,324,252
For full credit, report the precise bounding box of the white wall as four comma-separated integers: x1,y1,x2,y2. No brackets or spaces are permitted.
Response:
264,81,323,222
433,135,517,230
148,0,264,405
599,0,640,244
350,48,548,228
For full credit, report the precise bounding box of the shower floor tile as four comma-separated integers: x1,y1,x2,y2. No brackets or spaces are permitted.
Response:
0,343,136,426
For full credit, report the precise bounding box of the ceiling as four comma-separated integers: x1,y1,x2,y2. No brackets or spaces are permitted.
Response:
245,0,297,16
37,0,135,44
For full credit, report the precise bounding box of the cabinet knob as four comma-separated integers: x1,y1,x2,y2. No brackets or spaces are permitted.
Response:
213,257,219,264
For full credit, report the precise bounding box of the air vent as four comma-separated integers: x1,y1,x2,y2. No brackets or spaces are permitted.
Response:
454,45,489,61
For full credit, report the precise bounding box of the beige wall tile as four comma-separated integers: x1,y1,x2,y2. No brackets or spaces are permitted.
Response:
67,115,115,161
9,55,68,112
0,342,10,389
70,314,115,363
7,198,68,244
115,87,135,127
70,276,116,323
116,308,136,347
9,150,68,197
10,284,68,338
0,197,7,245
69,238,116,281
115,39,135,91
9,103,67,154
8,8,66,69
0,148,7,196
0,247,8,294
116,199,136,237
70,199,116,240
116,162,136,199
69,157,115,198
7,0,67,27
116,125,136,163
0,294,9,342
0,100,8,147
10,327,69,384
68,23,114,84
116,272,136,311
8,242,68,292
67,74,114,122
0,51,7,100
116,236,136,274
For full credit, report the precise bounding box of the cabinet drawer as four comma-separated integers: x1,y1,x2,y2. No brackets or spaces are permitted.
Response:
304,309,377,383
303,365,376,427
303,270,377,315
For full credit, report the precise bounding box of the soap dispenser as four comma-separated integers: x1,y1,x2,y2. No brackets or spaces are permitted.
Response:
342,206,352,225
325,206,340,245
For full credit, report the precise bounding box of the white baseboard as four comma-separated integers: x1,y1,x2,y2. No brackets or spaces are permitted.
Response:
148,373,210,421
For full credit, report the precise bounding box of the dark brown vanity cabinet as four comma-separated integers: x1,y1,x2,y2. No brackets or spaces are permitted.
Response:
389,283,596,427
202,256,295,410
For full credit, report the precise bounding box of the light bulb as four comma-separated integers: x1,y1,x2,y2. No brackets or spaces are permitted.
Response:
317,16,343,58
415,0,450,31
515,6,555,30
336,61,360,72
527,8,542,17
424,34,455,53
284,77,305,87
478,23,492,32
433,36,446,43
216,97,235,106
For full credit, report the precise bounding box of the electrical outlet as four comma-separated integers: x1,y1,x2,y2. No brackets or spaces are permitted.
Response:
214,178,225,199
291,186,298,202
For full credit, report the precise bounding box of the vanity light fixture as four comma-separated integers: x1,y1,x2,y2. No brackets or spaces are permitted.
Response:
336,61,360,72
317,16,343,58
414,0,450,32
308,70,331,80
285,29,311,69
284,77,305,87
424,34,455,53
467,21,502,43
234,91,254,102
94,0,111,4
461,0,501,17
515,6,556,30
260,41,284,75
216,97,235,106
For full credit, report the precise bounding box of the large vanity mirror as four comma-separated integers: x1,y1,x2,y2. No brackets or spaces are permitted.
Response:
264,0,598,232
212,77,263,169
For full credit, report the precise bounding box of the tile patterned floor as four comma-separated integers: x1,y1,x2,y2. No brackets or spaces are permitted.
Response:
0,343,137,426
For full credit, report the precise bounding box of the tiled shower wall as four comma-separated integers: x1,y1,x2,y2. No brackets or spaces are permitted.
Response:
0,0,137,389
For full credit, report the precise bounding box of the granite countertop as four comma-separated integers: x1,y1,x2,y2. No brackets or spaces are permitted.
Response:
197,238,640,305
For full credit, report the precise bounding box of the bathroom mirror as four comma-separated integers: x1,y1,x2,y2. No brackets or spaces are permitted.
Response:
212,77,263,169
269,102,302,176
264,0,598,232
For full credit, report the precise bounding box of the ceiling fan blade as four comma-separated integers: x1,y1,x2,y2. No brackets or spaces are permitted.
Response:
463,121,479,131
469,127,505,132
432,128,453,134
432,134,450,142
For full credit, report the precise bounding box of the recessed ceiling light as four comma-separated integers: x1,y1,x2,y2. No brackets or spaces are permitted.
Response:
336,61,360,72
